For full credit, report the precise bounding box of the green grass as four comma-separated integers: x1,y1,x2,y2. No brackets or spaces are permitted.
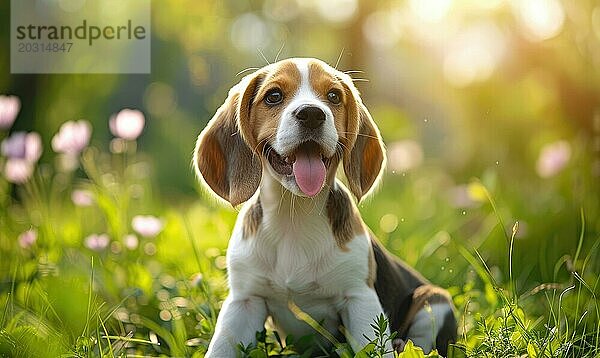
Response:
0,129,598,357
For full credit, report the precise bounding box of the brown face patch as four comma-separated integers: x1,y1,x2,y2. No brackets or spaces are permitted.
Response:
308,61,350,148
307,60,385,200
245,61,301,153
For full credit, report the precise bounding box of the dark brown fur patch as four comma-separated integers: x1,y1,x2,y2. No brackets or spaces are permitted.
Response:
367,243,377,288
242,198,263,238
326,185,363,250
370,239,457,354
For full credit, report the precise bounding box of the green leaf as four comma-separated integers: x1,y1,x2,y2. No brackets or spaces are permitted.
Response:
527,342,538,358
285,334,295,346
397,340,426,358
249,349,268,358
355,342,375,358
446,344,467,358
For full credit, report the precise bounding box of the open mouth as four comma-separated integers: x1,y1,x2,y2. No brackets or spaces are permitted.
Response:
266,141,331,197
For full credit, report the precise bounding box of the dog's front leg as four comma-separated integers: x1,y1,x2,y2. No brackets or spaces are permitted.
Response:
340,286,394,356
206,295,267,357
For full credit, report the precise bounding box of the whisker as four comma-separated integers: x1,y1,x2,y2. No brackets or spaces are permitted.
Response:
337,141,348,150
317,184,330,216
290,193,296,226
277,188,286,216
334,48,345,70
258,49,271,65
344,70,364,75
254,135,273,153
336,141,350,153
274,42,286,62
236,67,260,77
252,135,275,161
339,131,380,140
264,146,273,160
351,78,370,83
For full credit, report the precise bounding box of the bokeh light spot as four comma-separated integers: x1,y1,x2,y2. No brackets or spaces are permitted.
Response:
231,13,271,52
387,140,424,172
363,10,403,48
315,0,357,23
144,82,177,117
380,214,399,233
58,0,86,13
409,0,453,23
263,0,300,22
443,22,507,87
592,7,600,41
159,310,172,321
512,0,565,41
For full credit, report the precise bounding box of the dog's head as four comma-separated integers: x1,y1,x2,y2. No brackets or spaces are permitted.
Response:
194,58,385,206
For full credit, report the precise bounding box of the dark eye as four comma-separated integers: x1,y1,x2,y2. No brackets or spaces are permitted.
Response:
327,90,341,104
265,89,283,105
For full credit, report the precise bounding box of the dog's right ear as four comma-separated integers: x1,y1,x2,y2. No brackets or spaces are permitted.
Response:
194,73,263,206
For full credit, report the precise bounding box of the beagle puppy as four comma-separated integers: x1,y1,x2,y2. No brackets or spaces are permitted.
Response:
194,58,456,357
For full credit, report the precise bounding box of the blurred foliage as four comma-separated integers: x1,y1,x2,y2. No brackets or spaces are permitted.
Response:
1,0,600,356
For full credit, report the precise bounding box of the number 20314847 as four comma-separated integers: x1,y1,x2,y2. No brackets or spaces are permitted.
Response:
17,42,73,53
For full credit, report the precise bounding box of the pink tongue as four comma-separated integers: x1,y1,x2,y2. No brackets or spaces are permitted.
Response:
293,147,326,197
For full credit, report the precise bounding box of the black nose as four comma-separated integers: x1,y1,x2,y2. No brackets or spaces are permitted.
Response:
295,106,325,129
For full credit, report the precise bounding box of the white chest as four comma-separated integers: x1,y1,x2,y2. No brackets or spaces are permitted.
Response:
226,203,370,337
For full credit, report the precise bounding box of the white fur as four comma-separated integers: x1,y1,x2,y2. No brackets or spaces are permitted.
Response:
406,303,453,353
270,59,339,198
205,174,392,356
205,59,397,356
273,59,338,159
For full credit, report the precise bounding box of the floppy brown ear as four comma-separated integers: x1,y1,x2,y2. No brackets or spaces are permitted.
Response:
194,74,263,206
343,101,386,201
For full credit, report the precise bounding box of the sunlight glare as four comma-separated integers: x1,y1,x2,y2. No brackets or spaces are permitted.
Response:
363,10,403,48
316,0,357,23
409,0,453,23
593,7,600,41
443,23,507,87
512,0,565,41
231,13,271,52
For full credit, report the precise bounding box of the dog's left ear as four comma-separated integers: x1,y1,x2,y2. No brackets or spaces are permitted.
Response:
193,73,263,206
342,85,386,201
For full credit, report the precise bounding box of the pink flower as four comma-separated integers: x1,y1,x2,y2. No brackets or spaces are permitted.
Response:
536,140,571,178
109,109,145,140
3,159,34,184
447,185,477,208
387,140,424,172
1,132,42,184
84,234,110,251
0,95,21,130
18,229,37,249
1,132,42,162
51,120,92,155
71,189,94,206
132,215,164,237
123,234,139,250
